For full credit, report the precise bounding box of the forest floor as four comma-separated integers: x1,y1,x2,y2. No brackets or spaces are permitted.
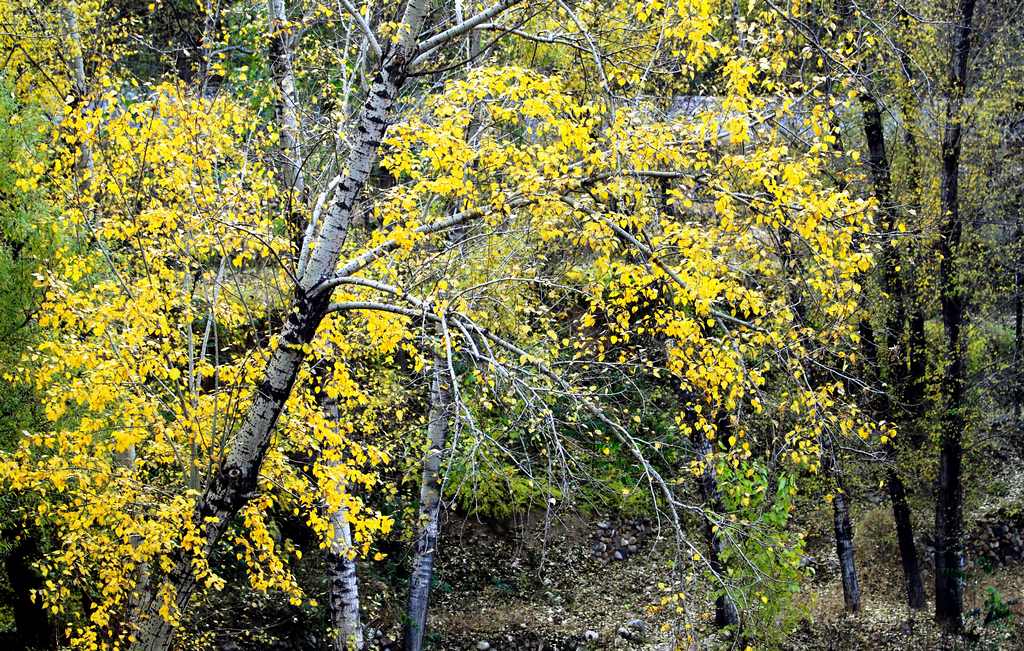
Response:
400,503,1024,650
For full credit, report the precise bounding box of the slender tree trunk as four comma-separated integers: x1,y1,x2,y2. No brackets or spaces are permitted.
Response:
887,463,926,608
834,490,860,612
128,3,431,648
905,306,928,448
322,396,364,650
860,93,908,364
693,426,740,628
780,163,862,612
858,92,926,610
821,438,860,612
326,500,363,651
60,3,94,177
267,0,307,253
404,344,452,651
62,5,153,618
269,2,357,642
934,0,976,633
1014,209,1023,426
899,91,930,448
833,488,860,613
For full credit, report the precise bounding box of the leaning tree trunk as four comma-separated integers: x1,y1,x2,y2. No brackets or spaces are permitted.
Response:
127,3,431,648
404,343,452,651
934,0,976,633
693,424,740,628
858,92,926,610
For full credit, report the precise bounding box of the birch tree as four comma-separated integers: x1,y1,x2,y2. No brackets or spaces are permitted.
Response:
0,1,917,648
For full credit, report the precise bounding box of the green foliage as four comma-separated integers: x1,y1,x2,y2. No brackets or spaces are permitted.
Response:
447,440,564,520
0,80,50,450
717,466,810,646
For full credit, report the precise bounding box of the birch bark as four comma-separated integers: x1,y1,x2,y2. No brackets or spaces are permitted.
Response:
267,0,307,253
404,341,452,651
60,3,94,178
128,2,430,647
322,394,364,651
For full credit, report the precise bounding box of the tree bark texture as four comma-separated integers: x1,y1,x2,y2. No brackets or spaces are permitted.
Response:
822,438,860,612
404,345,452,651
128,2,430,648
934,0,976,633
322,396,364,651
858,92,926,610
267,0,307,252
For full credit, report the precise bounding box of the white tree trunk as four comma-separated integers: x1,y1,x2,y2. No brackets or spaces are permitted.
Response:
326,499,363,650
267,0,306,203
321,394,364,650
404,345,451,651
128,3,430,648
60,3,94,176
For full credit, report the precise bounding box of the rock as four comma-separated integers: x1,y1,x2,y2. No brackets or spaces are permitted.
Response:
584,630,599,642
613,549,625,561
476,642,491,651
597,521,611,530
618,619,648,643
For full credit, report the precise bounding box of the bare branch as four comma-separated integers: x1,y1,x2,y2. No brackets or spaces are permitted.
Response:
413,0,524,66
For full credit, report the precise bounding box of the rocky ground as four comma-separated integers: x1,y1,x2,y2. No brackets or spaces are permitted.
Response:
361,504,1024,650
187,487,1024,650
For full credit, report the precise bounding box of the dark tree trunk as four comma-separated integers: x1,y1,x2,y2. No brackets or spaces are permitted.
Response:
934,0,976,633
858,92,926,610
899,87,930,448
822,438,861,612
1015,209,1023,427
3,533,55,650
887,462,927,609
833,486,861,613
905,306,928,449
693,425,740,628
